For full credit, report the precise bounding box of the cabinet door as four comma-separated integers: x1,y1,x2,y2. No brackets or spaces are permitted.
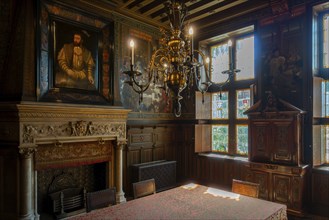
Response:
253,171,270,200
273,174,291,205
250,121,271,162
271,120,296,164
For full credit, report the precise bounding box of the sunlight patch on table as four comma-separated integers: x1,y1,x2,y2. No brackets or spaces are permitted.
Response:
204,187,240,200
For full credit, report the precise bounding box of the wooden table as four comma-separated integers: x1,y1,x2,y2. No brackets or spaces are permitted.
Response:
70,183,287,220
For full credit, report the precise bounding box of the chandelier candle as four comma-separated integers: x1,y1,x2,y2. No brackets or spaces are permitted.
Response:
189,27,194,59
228,39,233,70
130,40,134,65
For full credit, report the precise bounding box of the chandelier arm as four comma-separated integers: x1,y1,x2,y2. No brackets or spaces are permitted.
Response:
192,50,212,93
124,1,237,117
131,76,152,94
174,91,183,117
193,49,212,82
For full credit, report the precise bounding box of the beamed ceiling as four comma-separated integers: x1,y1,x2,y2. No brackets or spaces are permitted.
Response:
97,0,272,29
80,0,312,29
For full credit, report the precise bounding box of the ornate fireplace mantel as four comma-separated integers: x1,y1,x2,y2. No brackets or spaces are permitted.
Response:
0,102,130,220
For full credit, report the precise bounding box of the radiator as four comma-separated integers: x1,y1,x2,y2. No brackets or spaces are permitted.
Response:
131,160,176,192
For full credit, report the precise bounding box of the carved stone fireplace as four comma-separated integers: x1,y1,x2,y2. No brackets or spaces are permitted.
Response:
1,102,130,220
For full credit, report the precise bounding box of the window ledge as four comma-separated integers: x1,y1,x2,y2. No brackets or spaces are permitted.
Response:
198,153,248,162
313,165,329,174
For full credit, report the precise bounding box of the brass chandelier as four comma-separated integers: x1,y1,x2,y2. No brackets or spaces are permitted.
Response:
123,0,239,117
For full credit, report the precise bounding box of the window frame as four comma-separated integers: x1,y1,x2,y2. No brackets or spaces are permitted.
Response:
195,29,255,157
313,6,329,165
318,10,329,76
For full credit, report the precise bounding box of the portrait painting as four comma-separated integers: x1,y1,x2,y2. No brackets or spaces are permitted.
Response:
53,21,99,91
38,0,114,104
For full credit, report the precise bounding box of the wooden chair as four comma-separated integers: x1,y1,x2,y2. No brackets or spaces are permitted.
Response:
232,179,260,198
133,178,156,199
86,187,116,212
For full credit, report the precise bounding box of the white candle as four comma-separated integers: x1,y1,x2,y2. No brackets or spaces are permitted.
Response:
189,27,194,57
228,39,232,69
130,40,135,65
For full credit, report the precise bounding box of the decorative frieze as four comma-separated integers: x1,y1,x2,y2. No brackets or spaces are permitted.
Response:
22,121,126,144
35,141,112,170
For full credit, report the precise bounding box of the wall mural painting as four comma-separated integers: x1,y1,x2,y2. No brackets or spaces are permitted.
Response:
120,28,172,113
260,17,304,108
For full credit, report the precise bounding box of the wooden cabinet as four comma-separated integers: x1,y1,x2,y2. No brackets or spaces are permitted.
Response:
245,162,309,216
244,93,309,215
245,93,306,166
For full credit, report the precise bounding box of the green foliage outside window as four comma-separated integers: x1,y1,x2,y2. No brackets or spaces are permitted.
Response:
237,125,248,155
212,125,228,152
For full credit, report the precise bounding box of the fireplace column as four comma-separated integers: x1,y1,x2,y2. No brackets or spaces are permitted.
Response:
18,146,36,220
115,139,127,203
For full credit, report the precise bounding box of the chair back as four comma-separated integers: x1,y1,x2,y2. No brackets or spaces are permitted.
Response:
86,187,116,212
232,179,259,198
133,178,156,199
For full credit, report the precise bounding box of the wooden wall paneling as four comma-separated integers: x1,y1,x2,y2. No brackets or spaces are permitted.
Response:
188,125,196,180
197,156,207,182
232,160,244,183
124,146,141,197
125,126,154,197
175,141,184,181
223,159,234,187
240,161,253,182
0,148,18,219
207,158,215,184
127,147,142,165
141,146,153,163
211,158,220,184
311,171,329,217
153,145,165,161
192,156,250,190
182,125,196,182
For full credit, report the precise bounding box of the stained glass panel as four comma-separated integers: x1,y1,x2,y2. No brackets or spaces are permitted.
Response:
321,80,329,117
236,89,251,118
212,92,229,119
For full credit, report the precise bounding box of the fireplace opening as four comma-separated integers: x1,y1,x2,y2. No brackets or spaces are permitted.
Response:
37,162,107,219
